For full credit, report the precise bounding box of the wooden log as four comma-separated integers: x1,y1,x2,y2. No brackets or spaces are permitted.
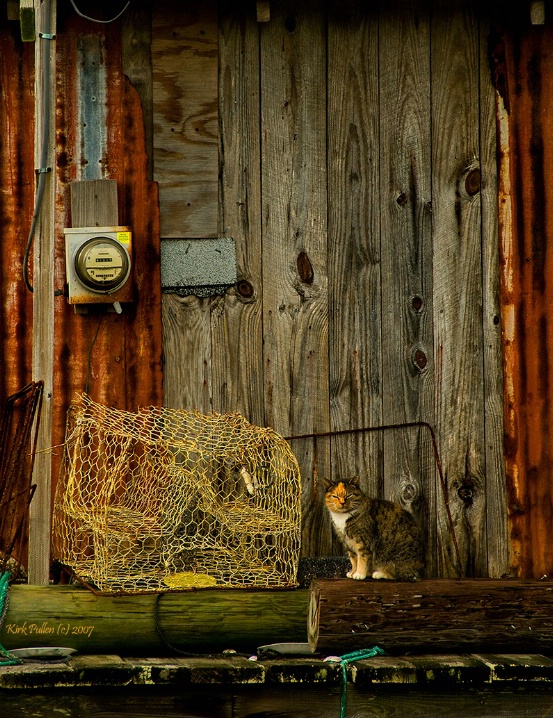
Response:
1,586,308,655
308,579,553,655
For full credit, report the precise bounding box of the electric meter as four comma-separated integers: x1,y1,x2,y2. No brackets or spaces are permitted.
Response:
64,226,134,306
74,237,130,293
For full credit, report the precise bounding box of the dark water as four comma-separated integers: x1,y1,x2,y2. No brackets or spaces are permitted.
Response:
2,686,553,718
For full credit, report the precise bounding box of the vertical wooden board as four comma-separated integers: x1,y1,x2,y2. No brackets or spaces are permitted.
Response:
70,179,118,227
162,294,212,412
431,0,487,577
260,1,330,556
378,1,435,572
326,1,382,555
479,10,508,578
212,1,264,425
152,0,218,238
29,0,57,585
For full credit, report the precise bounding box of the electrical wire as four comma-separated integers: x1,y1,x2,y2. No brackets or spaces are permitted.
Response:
85,314,105,395
68,0,131,24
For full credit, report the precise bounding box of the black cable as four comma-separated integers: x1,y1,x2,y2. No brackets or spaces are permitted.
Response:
85,314,104,395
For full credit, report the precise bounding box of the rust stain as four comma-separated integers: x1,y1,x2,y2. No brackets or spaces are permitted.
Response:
49,14,163,495
498,22,553,578
0,24,35,403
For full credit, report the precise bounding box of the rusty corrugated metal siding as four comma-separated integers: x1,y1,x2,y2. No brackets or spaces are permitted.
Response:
0,25,35,402
51,14,163,489
0,11,162,505
495,16,553,578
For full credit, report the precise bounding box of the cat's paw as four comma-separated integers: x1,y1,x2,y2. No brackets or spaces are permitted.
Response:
346,570,354,578
372,570,393,580
350,571,367,580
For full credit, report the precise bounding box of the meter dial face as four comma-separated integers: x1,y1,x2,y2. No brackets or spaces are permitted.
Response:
74,237,130,293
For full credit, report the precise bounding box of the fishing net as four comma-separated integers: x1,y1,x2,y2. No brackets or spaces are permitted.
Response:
52,395,301,594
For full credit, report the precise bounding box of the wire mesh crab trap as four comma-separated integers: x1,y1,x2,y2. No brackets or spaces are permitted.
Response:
52,395,302,594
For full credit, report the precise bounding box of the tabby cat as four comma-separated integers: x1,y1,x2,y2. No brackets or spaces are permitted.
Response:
323,475,424,581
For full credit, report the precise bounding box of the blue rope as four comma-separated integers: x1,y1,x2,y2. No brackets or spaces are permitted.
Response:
326,646,386,718
0,571,21,666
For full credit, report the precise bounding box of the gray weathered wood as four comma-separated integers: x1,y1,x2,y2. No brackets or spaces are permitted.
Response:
479,6,509,578
152,0,218,238
156,1,219,414
212,1,264,425
29,0,56,586
70,179,118,227
162,294,212,412
157,2,504,575
379,0,435,572
260,0,330,557
326,1,381,556
432,0,487,577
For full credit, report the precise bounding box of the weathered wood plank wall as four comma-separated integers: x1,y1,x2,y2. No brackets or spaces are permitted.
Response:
327,1,381,560
158,0,507,576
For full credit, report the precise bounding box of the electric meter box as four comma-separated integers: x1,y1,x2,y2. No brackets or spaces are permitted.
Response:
64,226,134,305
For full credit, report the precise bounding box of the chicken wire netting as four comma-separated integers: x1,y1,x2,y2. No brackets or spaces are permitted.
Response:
52,395,302,594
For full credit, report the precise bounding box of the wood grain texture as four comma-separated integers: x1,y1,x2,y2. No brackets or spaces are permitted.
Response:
157,2,504,574
162,294,212,412
212,1,264,425
431,0,487,577
308,578,553,654
152,0,218,238
29,0,56,585
327,1,382,541
260,0,330,556
70,179,118,227
378,0,435,572
2,585,308,654
479,8,508,578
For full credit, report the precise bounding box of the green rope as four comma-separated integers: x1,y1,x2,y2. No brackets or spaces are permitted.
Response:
326,646,386,718
0,571,21,666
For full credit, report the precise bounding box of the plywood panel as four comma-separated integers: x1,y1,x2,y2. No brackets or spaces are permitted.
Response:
431,0,487,577
152,0,218,238
326,0,381,555
378,0,435,572
260,0,330,557
212,1,264,424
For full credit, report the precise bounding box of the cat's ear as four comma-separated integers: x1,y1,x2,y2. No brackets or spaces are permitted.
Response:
320,476,333,491
349,475,361,487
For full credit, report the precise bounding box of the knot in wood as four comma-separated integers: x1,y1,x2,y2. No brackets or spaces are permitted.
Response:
297,251,314,285
236,279,255,299
457,483,474,505
400,481,419,503
413,348,428,372
464,168,481,196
